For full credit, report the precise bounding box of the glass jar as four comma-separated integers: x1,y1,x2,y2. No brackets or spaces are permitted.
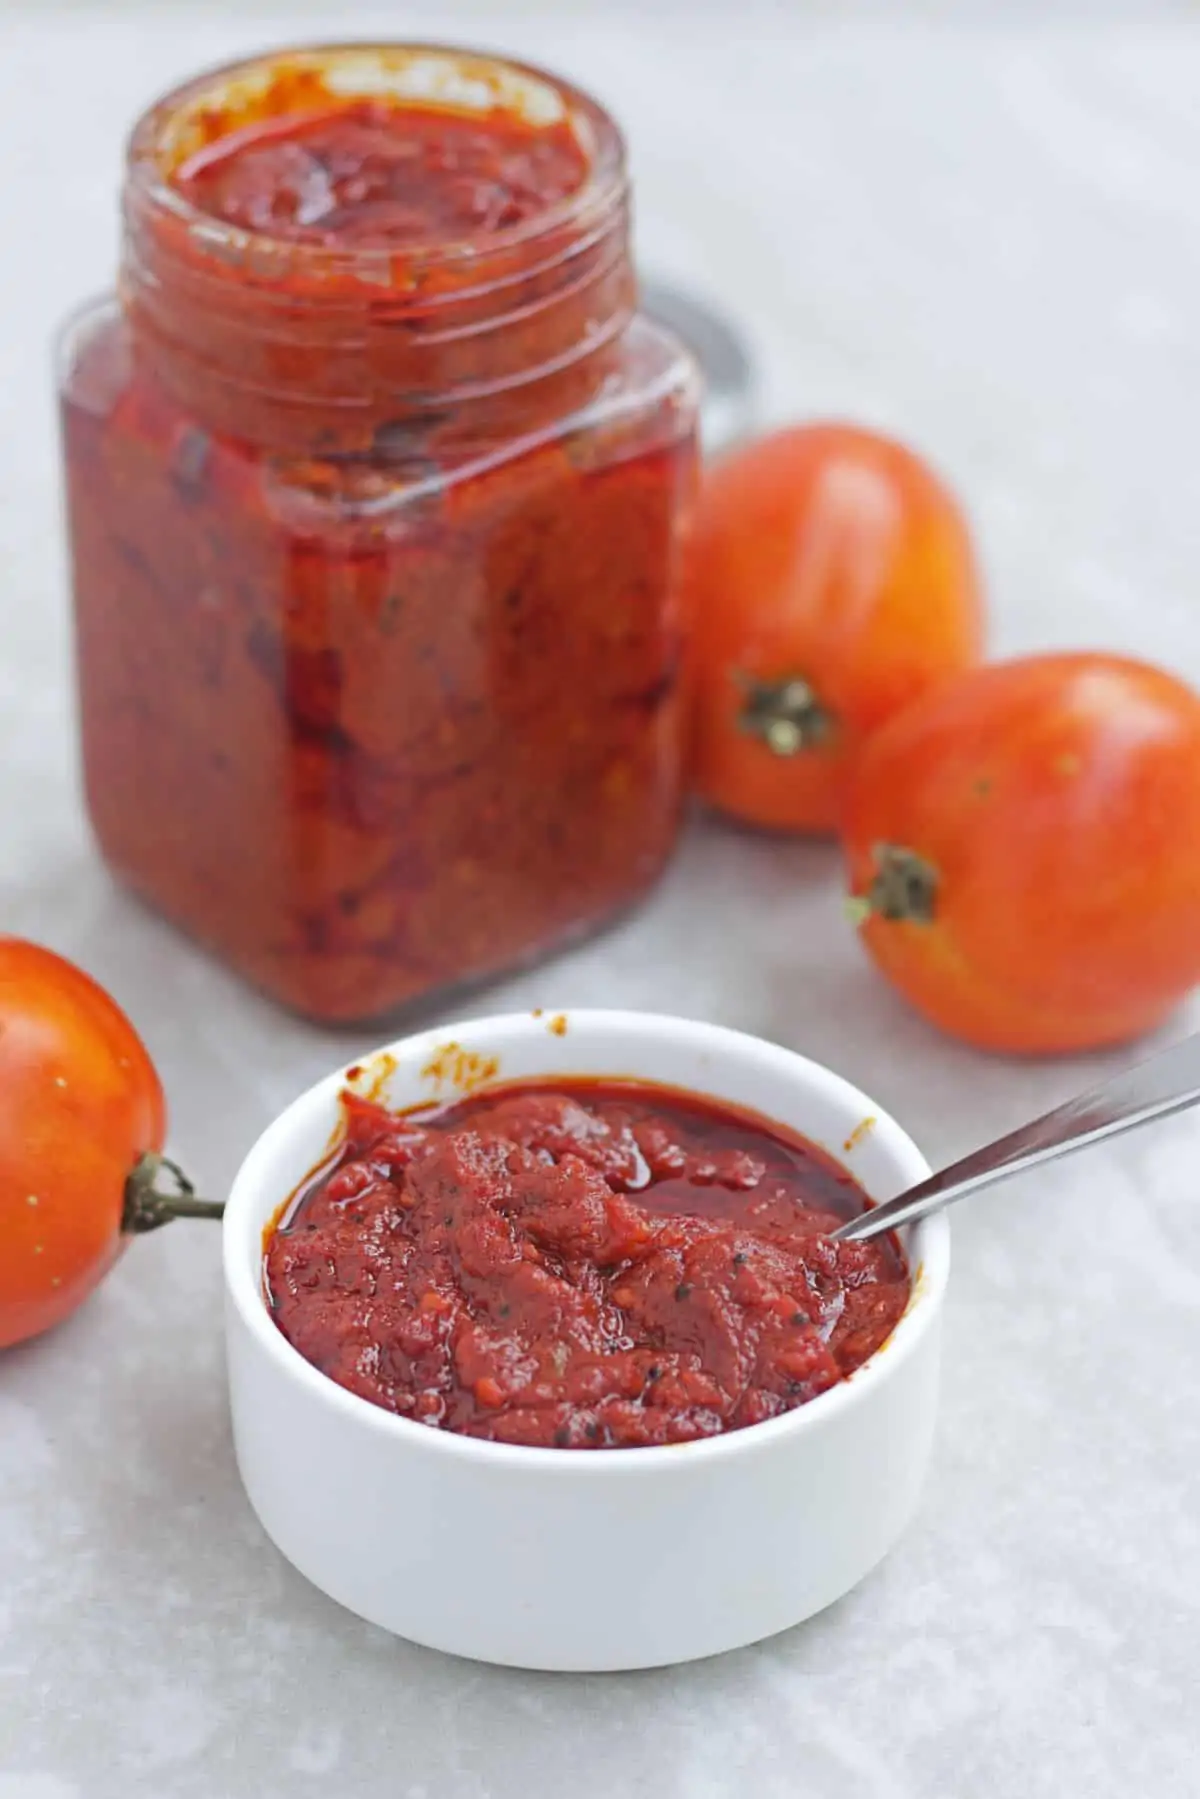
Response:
59,44,699,1024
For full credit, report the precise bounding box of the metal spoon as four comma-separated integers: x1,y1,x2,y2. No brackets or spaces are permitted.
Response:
833,1029,1200,1243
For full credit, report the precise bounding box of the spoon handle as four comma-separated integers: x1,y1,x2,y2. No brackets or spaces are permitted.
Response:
833,1029,1200,1244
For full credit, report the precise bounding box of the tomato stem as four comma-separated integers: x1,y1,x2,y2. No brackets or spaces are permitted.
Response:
856,844,939,924
122,1153,224,1234
736,672,832,756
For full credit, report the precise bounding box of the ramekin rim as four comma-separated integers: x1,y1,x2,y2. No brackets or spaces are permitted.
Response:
223,1008,949,1475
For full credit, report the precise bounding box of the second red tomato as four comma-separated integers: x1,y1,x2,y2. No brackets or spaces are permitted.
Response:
686,423,985,833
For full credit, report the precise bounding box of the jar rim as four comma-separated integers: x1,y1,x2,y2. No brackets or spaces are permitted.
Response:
125,40,628,288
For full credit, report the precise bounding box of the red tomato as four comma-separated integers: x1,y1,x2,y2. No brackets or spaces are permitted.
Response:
0,939,212,1350
687,423,985,833
843,654,1200,1054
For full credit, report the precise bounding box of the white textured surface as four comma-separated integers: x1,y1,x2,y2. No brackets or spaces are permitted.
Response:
2,3,1199,1793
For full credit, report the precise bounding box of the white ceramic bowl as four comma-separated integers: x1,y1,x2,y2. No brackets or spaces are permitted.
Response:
223,1009,948,1670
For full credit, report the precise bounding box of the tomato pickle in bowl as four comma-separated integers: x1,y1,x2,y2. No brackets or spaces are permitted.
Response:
58,45,699,1024
223,1011,949,1670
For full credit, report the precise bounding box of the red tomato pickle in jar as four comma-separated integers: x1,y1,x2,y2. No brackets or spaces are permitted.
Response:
58,46,700,1023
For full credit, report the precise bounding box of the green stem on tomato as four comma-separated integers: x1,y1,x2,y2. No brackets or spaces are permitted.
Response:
851,844,939,925
736,671,832,756
122,1152,224,1234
